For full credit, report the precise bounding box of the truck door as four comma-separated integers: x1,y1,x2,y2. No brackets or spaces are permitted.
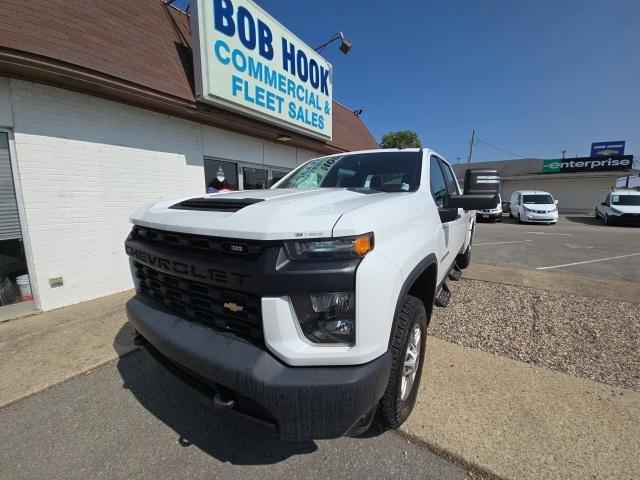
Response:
429,156,467,279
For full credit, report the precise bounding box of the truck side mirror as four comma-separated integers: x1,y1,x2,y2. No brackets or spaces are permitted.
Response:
555,199,559,205
444,194,500,210
444,169,501,210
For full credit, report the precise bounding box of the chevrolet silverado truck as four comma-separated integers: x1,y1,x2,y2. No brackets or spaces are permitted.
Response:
124,148,499,439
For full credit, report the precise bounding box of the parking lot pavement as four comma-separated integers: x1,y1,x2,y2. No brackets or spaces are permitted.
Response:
0,350,468,480
472,214,640,283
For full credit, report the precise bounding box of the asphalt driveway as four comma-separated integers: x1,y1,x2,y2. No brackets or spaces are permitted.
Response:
0,349,467,480
472,214,640,283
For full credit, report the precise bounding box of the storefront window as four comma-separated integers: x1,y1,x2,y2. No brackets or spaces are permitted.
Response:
272,170,290,185
0,132,31,308
204,159,239,193
203,158,292,192
242,167,269,190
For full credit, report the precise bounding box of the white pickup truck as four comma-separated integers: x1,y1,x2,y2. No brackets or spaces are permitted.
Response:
124,148,499,439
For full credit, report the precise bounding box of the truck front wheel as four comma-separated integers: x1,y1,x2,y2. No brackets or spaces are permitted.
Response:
378,295,428,429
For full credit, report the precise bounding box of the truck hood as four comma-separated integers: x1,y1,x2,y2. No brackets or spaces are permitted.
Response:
130,188,397,240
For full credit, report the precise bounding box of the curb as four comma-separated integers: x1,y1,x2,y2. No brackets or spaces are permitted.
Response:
395,428,505,480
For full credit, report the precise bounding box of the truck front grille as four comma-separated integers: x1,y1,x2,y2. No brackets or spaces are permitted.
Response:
134,262,263,342
131,226,267,260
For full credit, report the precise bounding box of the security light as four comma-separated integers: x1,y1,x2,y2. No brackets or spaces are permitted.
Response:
315,32,352,55
339,37,352,54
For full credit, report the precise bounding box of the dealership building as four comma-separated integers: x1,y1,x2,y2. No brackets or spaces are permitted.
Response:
0,0,378,316
454,155,638,213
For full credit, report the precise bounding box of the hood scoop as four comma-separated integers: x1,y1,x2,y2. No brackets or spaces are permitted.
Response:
170,197,265,212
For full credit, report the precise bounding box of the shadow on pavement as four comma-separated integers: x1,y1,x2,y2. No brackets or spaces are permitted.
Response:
564,215,603,226
113,324,385,464
112,325,320,465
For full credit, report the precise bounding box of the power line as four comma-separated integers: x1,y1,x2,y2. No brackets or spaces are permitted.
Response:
475,139,535,160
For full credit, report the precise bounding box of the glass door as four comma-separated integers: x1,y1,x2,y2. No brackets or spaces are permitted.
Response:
0,131,32,310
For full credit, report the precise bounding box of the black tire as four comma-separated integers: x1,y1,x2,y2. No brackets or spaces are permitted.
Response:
378,295,428,429
604,213,610,226
509,210,513,218
517,213,523,224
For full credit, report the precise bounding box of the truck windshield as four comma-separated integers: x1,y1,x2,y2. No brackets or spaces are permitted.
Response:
523,194,554,204
275,152,422,192
612,195,640,206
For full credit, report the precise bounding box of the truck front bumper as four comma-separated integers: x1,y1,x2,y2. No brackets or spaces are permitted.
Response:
126,295,392,440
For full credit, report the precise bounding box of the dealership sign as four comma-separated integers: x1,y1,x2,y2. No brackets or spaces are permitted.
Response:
543,155,633,173
191,0,333,140
590,141,625,157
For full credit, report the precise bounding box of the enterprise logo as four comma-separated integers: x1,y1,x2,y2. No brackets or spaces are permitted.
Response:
543,156,632,173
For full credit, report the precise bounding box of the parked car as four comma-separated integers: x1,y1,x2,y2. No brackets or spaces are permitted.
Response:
124,148,499,439
509,190,558,224
595,188,640,226
476,193,503,221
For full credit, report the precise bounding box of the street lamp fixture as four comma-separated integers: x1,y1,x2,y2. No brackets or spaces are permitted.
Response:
314,32,352,54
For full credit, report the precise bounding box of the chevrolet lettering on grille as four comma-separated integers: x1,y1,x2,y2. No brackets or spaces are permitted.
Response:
125,245,251,287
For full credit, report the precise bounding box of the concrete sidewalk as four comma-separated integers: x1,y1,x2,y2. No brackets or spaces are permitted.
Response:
0,290,135,409
404,337,639,480
0,287,638,479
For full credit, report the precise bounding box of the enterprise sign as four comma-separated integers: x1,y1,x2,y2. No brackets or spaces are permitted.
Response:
191,0,333,140
543,155,633,173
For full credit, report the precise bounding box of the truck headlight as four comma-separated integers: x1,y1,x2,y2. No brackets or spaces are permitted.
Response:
284,233,373,260
291,292,355,345
523,206,532,212
610,207,622,214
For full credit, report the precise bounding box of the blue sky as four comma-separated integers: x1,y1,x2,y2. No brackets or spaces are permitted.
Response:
174,0,639,164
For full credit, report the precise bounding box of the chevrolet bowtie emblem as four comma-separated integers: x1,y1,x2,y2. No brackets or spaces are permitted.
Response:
223,302,244,313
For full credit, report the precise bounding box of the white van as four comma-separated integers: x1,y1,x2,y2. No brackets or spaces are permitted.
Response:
595,188,640,226
509,190,558,224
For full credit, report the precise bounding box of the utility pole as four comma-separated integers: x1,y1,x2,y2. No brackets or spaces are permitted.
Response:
467,129,475,164
561,150,566,159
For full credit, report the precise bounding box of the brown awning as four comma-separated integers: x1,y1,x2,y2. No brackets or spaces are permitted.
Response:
0,0,378,153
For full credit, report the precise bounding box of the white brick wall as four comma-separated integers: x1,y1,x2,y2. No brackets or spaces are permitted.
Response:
5,78,321,310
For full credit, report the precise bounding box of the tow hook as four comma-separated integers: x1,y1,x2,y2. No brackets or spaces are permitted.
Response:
213,393,235,410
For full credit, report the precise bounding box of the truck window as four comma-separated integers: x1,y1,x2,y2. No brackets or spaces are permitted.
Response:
276,151,422,191
429,156,447,207
437,158,460,195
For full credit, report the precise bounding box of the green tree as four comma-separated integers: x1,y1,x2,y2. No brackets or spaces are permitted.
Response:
380,130,422,149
